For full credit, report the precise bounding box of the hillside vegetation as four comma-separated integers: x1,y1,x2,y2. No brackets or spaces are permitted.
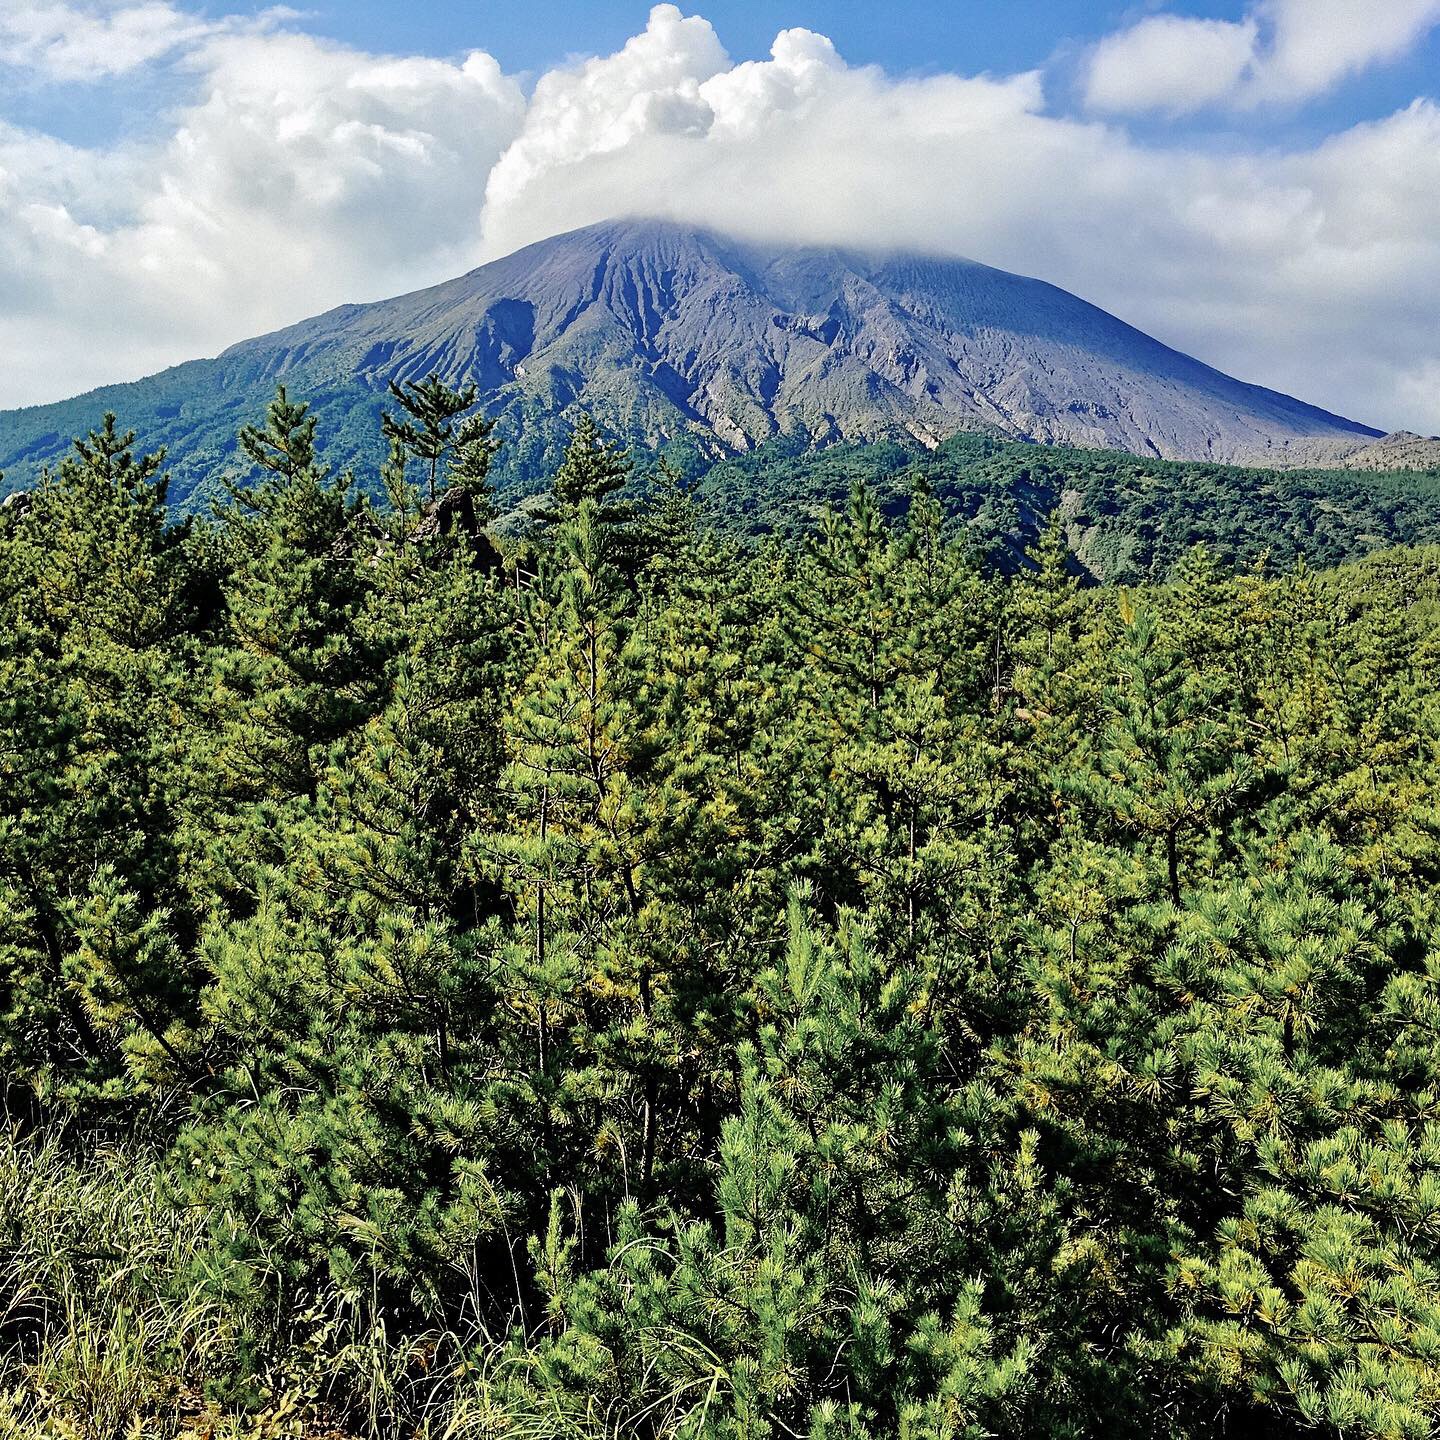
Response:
700,432,1440,581
5,386,1440,1439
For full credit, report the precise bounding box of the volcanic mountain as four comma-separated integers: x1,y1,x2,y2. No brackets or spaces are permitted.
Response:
0,218,1394,506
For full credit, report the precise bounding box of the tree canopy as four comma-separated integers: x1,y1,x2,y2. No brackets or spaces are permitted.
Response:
5,386,1440,1440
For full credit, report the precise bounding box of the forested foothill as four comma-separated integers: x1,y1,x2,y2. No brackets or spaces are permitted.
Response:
697,431,1440,582
4,381,1440,1439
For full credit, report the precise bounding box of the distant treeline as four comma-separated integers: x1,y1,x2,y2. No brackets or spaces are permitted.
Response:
699,430,1440,581
7,378,1440,585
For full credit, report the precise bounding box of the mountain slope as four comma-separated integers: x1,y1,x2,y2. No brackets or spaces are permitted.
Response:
0,219,1389,506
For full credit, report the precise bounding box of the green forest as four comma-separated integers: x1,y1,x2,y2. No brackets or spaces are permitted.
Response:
5,382,1440,1440
693,432,1440,582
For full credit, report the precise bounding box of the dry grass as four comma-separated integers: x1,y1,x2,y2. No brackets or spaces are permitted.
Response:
0,1126,729,1440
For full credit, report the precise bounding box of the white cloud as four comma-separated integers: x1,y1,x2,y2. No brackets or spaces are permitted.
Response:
0,26,525,405
481,8,1049,261
1262,0,1440,101
1,2,1438,439
0,1,219,80
1085,16,1258,117
1085,0,1440,115
485,4,728,214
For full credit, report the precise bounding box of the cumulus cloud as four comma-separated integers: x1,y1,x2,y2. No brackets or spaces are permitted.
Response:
1085,0,1440,115
1,2,1438,437
0,25,525,406
487,2,728,209
480,8,1049,261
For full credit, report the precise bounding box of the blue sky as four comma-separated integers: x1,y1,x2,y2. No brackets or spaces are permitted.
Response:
18,2,1440,149
122,0,1438,102
232,1,1177,78
1,1,1438,433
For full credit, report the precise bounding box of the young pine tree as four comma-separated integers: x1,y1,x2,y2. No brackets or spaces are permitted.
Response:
382,373,496,506
1070,601,1254,905
0,419,207,1110
533,413,633,532
212,387,381,810
488,493,718,1213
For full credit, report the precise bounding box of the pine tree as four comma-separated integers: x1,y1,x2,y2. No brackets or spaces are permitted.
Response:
237,384,318,482
0,419,205,1109
533,413,632,531
181,664,518,1314
1009,513,1091,735
212,387,380,809
26,414,206,650
512,900,1032,1439
381,373,494,505
1071,601,1254,904
780,480,1006,986
488,495,720,1213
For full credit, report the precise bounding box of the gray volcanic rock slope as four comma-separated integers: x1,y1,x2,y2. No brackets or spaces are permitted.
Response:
0,219,1383,501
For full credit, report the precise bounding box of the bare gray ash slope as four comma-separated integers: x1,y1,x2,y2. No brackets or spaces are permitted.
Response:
0,218,1394,505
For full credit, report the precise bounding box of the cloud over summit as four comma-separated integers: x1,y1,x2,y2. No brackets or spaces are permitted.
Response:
0,2,1438,437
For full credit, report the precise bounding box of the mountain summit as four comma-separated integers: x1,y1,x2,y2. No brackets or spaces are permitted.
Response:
0,219,1389,502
